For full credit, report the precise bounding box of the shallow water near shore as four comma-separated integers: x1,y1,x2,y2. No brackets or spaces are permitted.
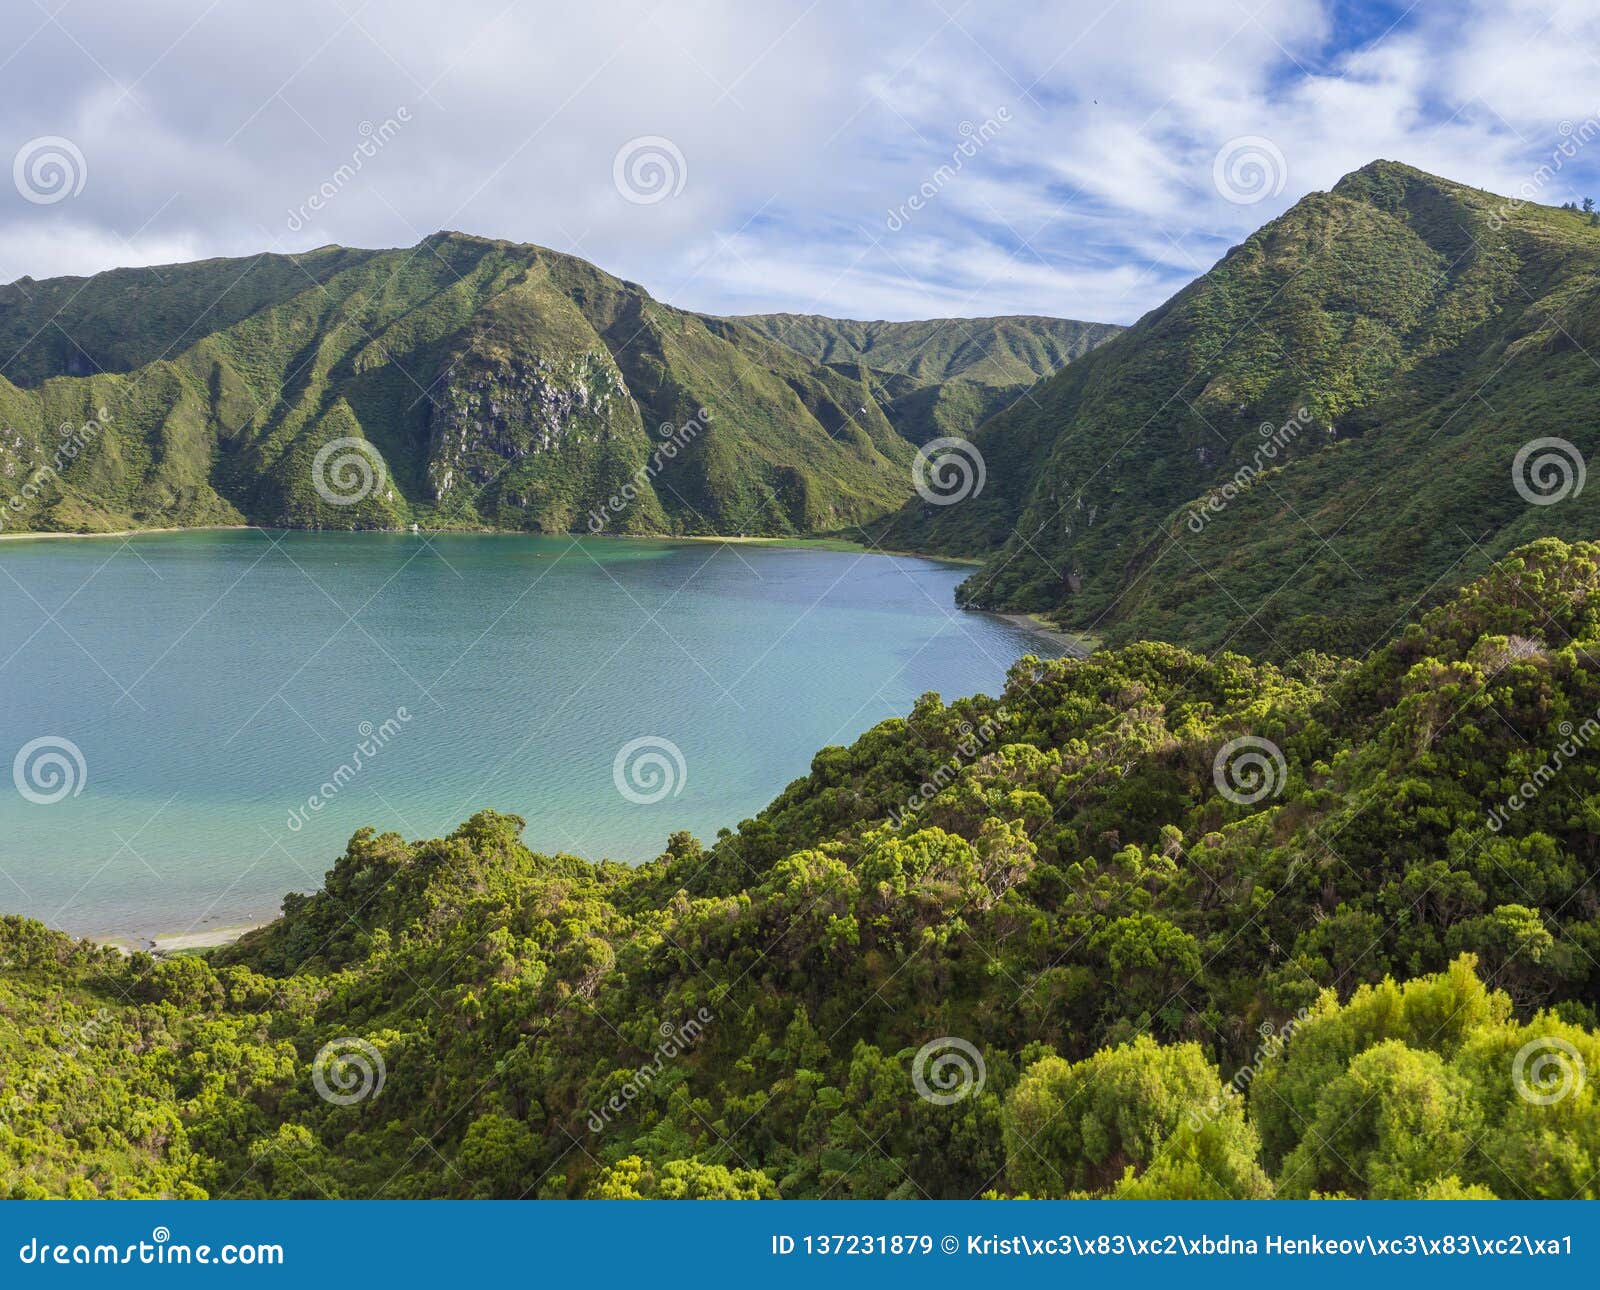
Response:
0,530,1063,940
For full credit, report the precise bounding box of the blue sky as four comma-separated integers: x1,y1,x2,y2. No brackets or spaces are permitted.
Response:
2,0,1598,324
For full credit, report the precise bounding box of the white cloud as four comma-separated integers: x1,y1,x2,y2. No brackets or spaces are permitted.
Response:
0,0,1596,324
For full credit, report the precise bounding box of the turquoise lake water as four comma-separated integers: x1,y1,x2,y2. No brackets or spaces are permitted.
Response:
0,531,1061,940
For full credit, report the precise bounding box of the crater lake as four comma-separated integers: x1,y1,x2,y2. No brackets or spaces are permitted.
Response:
0,530,1064,942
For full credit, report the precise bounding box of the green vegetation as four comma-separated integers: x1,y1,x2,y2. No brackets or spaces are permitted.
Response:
10,160,1599,679
881,162,1600,659
723,313,1120,448
725,314,1117,387
0,242,1101,538
3,538,1597,1199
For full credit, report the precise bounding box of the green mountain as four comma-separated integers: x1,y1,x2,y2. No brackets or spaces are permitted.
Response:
4,538,1598,1199
0,235,933,537
882,161,1600,658
723,312,1121,447
727,313,1120,385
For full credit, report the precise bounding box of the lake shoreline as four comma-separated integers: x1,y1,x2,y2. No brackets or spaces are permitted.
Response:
101,921,266,956
0,523,256,542
0,522,982,562
11,527,1063,942
991,611,1095,658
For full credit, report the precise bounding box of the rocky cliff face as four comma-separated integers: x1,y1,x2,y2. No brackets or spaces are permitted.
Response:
0,234,944,536
425,350,631,504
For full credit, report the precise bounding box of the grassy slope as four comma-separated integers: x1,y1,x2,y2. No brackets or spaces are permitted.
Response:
879,162,1600,658
725,313,1121,385
0,236,924,537
722,312,1122,448
3,538,1598,1198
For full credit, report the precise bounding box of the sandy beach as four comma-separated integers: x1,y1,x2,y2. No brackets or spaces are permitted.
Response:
0,523,255,543
102,922,263,955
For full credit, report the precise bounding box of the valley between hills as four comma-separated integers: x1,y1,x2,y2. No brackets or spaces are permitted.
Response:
2,160,1598,1200
4,161,1598,665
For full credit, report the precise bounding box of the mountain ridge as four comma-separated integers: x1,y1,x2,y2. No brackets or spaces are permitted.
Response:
724,311,1121,385
0,232,1104,538
5,160,1598,670
880,159,1600,658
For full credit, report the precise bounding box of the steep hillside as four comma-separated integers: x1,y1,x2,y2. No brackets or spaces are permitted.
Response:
0,235,919,537
3,538,1598,1199
727,313,1120,385
883,162,1600,658
722,312,1121,448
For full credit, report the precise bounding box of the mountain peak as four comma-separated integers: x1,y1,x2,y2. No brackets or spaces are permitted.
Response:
1328,158,1486,214
1333,158,1434,187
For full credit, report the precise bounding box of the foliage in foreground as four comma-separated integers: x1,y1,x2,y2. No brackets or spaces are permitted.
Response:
2,539,1599,1199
